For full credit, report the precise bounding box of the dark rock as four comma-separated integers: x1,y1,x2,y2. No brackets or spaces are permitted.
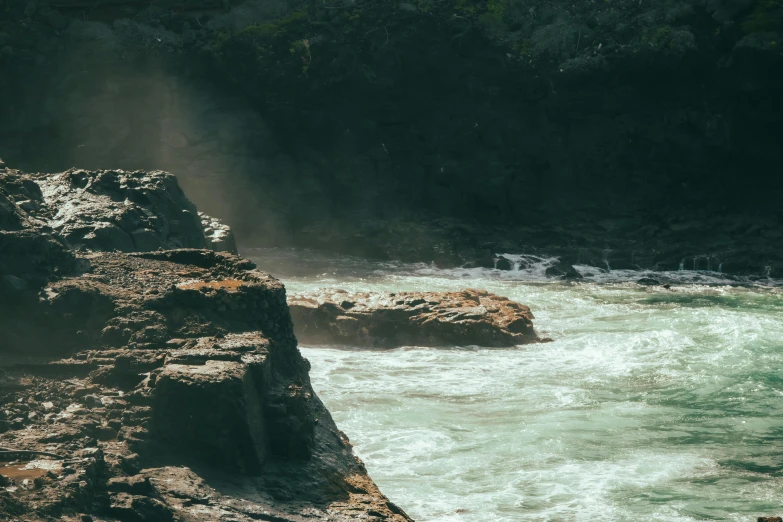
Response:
119,453,141,475
94,425,118,440
0,168,411,522
636,278,661,286
495,256,513,271
109,493,173,522
107,475,154,496
545,263,583,280
0,168,236,254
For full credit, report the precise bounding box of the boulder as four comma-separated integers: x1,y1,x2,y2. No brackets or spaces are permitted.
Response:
495,256,513,270
152,357,270,474
545,262,583,280
469,250,495,269
289,288,546,348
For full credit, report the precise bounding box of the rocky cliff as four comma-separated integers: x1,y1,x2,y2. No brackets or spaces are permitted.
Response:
0,0,781,274
0,164,410,521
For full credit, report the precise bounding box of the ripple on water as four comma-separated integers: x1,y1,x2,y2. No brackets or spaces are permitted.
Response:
249,249,783,522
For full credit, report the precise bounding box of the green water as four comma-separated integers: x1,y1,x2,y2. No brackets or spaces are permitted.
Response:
249,249,783,521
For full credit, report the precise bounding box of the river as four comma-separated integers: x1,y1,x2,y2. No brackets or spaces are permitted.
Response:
247,248,783,522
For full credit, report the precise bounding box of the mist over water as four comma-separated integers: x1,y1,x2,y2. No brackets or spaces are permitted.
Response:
249,248,783,521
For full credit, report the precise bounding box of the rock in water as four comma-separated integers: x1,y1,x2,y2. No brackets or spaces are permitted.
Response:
545,262,583,280
289,288,546,348
495,256,513,270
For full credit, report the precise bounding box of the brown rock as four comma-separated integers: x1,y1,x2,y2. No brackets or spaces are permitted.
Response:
0,167,236,254
289,288,546,348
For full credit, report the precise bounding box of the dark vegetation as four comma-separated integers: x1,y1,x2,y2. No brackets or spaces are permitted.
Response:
0,0,781,272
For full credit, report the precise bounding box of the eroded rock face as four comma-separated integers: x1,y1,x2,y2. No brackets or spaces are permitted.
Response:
0,250,409,522
289,288,545,348
200,211,238,254
0,166,237,254
152,350,271,474
0,169,410,521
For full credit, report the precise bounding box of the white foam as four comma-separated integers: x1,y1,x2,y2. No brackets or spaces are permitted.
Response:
245,247,781,287
294,268,783,522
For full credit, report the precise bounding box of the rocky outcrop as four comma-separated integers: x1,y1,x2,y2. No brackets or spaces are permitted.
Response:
0,168,409,521
0,166,237,254
289,288,545,348
200,211,238,254
545,261,583,280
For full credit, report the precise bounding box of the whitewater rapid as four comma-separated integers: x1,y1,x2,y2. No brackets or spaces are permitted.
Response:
247,248,783,522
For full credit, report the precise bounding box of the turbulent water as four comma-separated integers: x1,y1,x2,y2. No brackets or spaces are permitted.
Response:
248,248,783,522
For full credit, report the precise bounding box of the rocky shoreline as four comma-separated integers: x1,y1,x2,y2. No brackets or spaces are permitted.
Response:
283,215,783,280
0,164,410,521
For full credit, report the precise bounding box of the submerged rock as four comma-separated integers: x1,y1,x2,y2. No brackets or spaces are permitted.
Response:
289,288,546,348
545,262,583,280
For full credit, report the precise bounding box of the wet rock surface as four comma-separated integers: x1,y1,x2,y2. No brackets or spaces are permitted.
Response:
0,166,236,254
289,289,545,348
0,168,410,521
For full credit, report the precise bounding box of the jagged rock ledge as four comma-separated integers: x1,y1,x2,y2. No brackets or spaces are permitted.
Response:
1,166,237,255
0,162,410,521
289,289,547,348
